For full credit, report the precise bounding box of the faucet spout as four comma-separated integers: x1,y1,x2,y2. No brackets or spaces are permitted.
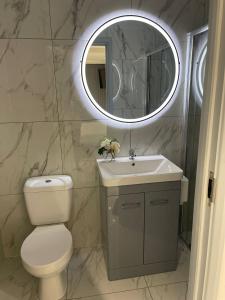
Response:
129,148,136,160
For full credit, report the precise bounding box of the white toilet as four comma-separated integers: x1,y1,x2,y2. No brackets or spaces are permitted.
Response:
20,175,73,300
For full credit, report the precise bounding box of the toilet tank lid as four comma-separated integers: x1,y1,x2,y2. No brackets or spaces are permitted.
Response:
24,175,73,193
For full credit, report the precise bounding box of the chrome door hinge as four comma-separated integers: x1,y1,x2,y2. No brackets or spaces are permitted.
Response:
208,171,215,205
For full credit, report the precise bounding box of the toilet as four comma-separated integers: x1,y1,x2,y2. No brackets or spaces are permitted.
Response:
20,175,73,300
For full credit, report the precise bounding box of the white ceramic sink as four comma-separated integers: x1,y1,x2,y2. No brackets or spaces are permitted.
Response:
97,155,183,187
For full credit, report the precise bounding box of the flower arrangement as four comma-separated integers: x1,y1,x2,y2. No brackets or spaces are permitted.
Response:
98,138,120,160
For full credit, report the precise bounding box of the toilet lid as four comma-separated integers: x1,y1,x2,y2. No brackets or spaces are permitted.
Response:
21,224,72,268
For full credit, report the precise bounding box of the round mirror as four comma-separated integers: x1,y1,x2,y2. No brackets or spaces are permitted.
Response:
81,16,180,123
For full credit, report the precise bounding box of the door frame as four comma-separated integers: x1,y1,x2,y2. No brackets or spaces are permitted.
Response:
188,0,225,298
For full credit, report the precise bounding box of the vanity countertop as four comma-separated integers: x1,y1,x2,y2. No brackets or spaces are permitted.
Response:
97,155,183,187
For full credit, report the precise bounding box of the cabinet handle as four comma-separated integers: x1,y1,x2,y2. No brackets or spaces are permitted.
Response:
149,199,168,206
121,202,141,209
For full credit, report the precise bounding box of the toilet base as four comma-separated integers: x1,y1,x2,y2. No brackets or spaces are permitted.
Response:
39,270,67,300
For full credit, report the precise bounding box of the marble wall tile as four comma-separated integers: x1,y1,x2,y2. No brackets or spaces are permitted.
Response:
0,0,208,257
0,0,51,39
67,247,147,299
0,39,57,122
59,120,106,188
131,117,183,166
68,187,101,248
49,0,132,40
53,39,96,121
66,159,100,188
59,120,107,160
59,121,130,189
0,194,32,257
0,122,62,195
132,0,209,41
106,127,130,157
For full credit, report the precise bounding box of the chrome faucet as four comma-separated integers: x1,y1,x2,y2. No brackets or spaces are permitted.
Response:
129,148,136,160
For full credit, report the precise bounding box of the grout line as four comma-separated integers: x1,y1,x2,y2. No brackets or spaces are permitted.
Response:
0,119,106,125
147,286,154,300
185,281,188,300
66,287,154,300
0,37,86,41
0,186,100,198
47,0,64,174
0,37,52,41
0,116,184,125
149,280,188,288
65,266,69,300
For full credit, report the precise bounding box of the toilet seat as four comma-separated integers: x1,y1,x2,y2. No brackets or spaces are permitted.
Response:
21,224,73,278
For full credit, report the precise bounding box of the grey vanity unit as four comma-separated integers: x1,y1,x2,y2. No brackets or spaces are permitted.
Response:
100,181,181,280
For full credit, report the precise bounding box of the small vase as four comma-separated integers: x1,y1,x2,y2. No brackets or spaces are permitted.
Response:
103,151,108,159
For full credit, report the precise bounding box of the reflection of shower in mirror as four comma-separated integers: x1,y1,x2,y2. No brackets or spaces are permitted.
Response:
196,44,207,101
112,63,121,101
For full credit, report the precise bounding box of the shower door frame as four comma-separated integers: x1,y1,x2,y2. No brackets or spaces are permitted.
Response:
181,25,208,247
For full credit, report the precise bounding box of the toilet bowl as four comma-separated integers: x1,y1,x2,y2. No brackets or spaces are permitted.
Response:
21,224,73,300
20,175,73,300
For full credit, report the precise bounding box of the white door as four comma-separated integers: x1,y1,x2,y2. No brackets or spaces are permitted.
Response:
188,0,225,299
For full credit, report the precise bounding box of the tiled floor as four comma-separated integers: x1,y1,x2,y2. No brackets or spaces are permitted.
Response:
0,241,190,300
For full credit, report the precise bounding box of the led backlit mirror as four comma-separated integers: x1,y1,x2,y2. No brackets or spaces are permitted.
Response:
81,16,180,123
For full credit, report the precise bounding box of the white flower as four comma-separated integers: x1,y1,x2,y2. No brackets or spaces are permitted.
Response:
101,138,111,149
111,141,120,154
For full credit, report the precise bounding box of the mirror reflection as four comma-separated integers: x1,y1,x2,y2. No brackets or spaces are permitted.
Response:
84,18,178,120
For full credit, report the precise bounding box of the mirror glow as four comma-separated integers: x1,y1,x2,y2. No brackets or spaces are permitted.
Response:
81,15,180,123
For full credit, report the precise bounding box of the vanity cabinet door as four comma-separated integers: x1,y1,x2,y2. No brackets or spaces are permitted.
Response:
144,190,180,264
108,193,144,269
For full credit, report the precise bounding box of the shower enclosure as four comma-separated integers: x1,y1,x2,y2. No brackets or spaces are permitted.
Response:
181,26,208,247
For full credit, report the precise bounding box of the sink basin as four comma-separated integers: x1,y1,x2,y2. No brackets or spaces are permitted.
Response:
97,155,183,187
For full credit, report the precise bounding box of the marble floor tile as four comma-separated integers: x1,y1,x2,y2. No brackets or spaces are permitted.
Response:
0,257,38,300
149,282,188,300
67,247,147,299
145,243,190,287
0,257,67,300
79,288,153,300
178,240,191,265
0,242,190,300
